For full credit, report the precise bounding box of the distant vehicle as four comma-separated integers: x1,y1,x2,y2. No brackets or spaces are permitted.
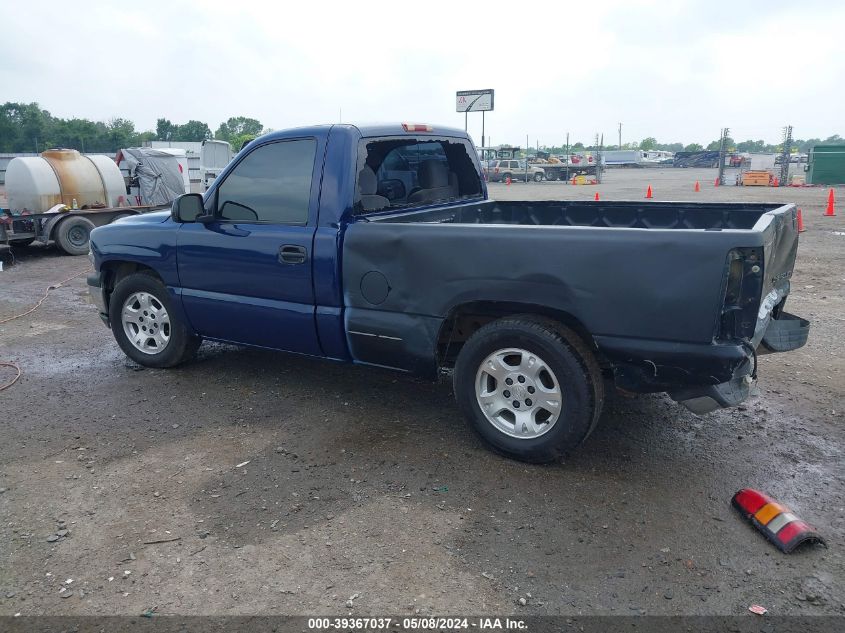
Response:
673,151,720,168
528,151,597,181
643,150,674,165
602,150,647,167
488,159,545,182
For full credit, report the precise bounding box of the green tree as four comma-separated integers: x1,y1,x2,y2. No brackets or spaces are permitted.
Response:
215,116,263,143
639,137,657,150
231,134,257,152
156,118,177,141
0,102,53,152
176,120,212,142
106,117,139,150
683,143,703,151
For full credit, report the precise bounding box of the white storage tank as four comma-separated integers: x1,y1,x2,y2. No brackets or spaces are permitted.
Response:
6,149,125,213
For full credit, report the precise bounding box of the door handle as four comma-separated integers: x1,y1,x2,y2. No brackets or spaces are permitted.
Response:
279,244,307,264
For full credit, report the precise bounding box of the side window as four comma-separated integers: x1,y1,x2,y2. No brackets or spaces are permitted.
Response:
217,139,316,224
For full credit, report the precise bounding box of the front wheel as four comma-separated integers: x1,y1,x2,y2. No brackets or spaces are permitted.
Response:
108,272,201,368
454,316,604,462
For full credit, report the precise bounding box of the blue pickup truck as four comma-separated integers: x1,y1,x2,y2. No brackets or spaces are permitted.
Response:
88,123,809,462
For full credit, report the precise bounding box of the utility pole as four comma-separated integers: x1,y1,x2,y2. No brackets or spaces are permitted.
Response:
525,134,529,183
618,122,622,149
596,133,604,184
779,125,793,187
717,127,730,186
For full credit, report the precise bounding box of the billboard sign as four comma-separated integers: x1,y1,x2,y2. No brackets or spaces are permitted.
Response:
456,89,494,112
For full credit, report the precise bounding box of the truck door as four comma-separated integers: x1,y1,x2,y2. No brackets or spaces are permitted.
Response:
176,137,323,355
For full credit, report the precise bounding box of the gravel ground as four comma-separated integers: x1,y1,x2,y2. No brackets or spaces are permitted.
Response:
0,170,843,617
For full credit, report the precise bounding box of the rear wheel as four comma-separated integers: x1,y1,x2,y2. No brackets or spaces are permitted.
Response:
502,172,512,183
108,272,201,368
454,316,604,462
546,172,558,182
533,172,543,182
55,216,95,255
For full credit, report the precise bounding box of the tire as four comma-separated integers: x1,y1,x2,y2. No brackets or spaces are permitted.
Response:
546,172,558,182
533,172,543,182
454,316,604,463
108,272,201,368
10,238,35,247
55,216,95,255
502,173,512,183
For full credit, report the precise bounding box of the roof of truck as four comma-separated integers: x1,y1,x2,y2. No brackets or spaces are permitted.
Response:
256,123,470,143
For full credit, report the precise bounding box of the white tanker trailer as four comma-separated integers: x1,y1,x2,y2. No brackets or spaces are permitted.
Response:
1,149,178,255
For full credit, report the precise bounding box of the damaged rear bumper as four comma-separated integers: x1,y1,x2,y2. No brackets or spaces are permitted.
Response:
597,310,810,415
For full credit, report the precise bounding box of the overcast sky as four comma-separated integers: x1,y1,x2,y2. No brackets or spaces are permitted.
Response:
2,0,842,148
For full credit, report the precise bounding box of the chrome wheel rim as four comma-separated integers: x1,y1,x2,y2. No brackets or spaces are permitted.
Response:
475,347,562,439
121,291,171,354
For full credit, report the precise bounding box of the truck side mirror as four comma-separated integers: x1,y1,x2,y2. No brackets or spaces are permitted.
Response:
171,193,205,223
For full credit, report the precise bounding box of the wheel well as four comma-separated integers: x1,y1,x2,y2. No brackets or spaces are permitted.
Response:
436,301,603,368
101,262,163,303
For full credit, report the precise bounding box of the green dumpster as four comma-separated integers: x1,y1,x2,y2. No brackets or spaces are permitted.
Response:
806,144,845,185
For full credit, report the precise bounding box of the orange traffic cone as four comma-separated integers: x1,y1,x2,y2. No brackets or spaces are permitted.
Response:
824,188,836,216
571,176,577,185
773,176,779,187
797,208,806,233
694,181,700,192
594,192,600,201
645,185,653,199
714,177,720,187
506,175,511,186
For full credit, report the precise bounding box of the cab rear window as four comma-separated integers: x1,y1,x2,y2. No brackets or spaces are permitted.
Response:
355,137,482,214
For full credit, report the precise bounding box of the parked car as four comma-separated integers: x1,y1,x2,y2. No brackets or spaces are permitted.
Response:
488,159,545,182
88,122,809,462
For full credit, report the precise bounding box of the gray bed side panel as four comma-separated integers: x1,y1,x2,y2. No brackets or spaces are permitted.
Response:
342,223,764,345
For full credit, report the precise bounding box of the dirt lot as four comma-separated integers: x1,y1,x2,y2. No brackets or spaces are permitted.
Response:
1,169,843,617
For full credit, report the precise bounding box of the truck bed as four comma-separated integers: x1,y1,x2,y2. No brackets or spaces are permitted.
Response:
342,199,799,382
365,199,781,231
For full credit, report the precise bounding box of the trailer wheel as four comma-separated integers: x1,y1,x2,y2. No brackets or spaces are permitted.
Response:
55,216,96,255
533,172,543,182
545,172,557,182
108,272,201,368
454,316,604,463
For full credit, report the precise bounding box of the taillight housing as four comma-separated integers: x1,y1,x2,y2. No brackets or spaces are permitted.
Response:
717,247,764,341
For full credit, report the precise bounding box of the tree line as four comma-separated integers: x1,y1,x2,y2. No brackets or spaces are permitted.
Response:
543,134,844,155
0,102,267,153
3,103,842,156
